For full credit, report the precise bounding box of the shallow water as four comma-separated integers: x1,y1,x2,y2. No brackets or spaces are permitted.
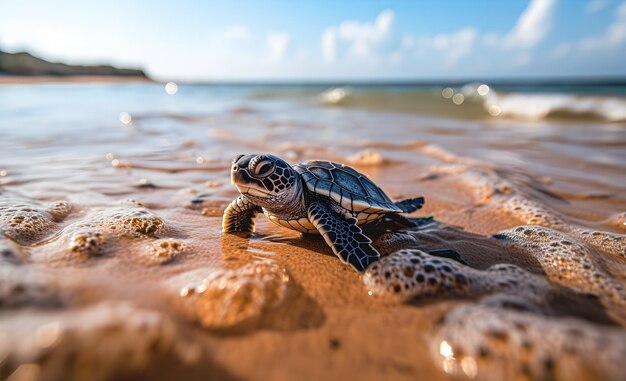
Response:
0,82,625,381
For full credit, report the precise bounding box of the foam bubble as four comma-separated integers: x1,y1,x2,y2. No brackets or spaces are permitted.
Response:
170,260,290,330
501,196,564,228
363,249,548,304
95,207,165,237
0,234,27,265
364,221,626,380
118,198,146,207
498,226,625,313
0,302,193,381
143,239,186,265
347,150,385,166
426,164,513,203
421,146,463,164
32,203,169,262
606,212,626,231
0,198,68,244
432,305,626,381
573,228,626,262
47,201,72,222
68,229,107,257
364,249,473,302
425,164,567,229
0,267,64,308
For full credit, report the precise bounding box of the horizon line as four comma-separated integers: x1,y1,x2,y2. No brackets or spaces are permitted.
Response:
166,76,626,86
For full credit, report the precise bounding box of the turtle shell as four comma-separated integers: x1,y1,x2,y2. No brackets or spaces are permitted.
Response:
294,160,402,213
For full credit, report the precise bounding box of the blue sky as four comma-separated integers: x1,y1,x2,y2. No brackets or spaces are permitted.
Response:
1,0,625,81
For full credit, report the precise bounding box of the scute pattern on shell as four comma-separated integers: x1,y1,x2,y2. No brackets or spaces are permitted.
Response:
295,160,401,213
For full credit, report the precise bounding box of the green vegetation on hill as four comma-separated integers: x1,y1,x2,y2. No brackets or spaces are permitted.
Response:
0,50,147,77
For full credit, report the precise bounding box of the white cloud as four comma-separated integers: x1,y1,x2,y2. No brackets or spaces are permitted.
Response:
321,27,337,63
222,25,251,41
556,1,626,54
204,25,254,64
482,33,499,46
580,1,626,48
401,35,415,50
206,25,252,54
515,52,533,66
586,0,611,13
551,42,571,57
266,32,290,62
474,0,557,66
407,0,557,69
431,27,478,65
389,51,403,63
403,27,477,66
339,9,394,57
320,9,395,63
504,0,558,49
295,48,310,62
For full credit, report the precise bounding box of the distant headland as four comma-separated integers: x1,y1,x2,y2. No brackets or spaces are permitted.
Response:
0,50,149,82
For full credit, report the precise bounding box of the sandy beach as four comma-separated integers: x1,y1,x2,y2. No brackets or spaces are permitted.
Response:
1,82,625,381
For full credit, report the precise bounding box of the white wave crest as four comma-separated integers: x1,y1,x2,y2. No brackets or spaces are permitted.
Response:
319,87,351,105
484,92,626,122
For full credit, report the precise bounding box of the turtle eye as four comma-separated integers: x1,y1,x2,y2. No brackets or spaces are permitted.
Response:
252,159,274,177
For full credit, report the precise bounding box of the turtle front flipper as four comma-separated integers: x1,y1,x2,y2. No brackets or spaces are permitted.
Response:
307,201,380,272
222,195,262,233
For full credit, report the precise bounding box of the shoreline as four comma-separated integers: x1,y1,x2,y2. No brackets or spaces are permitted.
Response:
0,75,153,85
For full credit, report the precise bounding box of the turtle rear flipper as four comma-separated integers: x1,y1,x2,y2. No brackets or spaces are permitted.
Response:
308,201,380,272
377,213,418,228
428,249,467,265
394,197,424,213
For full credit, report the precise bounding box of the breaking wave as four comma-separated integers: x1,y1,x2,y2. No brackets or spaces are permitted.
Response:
484,90,626,122
316,83,626,122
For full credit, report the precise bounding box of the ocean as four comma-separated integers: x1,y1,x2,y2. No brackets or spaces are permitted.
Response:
2,81,625,219
1,80,625,380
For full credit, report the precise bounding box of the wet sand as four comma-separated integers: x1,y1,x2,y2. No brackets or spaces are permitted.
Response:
0,83,625,381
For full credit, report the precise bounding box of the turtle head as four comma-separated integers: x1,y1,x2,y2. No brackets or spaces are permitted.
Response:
230,154,299,208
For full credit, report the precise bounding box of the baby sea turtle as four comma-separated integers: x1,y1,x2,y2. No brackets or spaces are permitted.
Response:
223,154,426,272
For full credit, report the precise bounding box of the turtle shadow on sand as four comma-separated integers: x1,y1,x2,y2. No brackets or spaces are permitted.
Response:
369,217,546,270
249,216,541,271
